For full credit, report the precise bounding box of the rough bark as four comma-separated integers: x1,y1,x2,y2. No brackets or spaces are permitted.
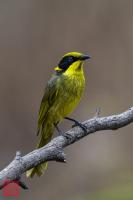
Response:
0,107,133,189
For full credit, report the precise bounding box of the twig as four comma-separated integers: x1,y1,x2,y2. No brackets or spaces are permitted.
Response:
0,107,133,189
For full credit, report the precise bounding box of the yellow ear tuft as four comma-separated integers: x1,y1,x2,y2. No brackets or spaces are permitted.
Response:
54,66,62,71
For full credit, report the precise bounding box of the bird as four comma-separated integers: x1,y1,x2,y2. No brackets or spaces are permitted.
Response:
26,52,90,178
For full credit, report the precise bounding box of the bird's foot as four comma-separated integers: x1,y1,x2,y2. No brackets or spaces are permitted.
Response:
72,121,87,133
65,117,87,133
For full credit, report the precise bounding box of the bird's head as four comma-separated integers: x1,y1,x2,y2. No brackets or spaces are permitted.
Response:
54,52,90,74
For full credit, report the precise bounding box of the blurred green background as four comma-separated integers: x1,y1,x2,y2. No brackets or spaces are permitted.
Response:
0,0,133,199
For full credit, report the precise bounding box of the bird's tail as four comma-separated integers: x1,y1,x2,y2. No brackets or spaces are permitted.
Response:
26,124,54,178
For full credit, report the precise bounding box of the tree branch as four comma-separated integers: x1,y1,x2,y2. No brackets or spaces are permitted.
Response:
0,107,133,189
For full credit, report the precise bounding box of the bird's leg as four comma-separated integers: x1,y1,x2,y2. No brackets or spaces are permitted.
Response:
54,123,63,135
65,117,87,133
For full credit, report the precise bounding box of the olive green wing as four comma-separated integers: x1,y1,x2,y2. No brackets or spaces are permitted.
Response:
37,76,59,136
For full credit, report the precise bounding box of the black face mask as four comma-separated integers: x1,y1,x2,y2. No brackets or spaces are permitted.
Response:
58,56,78,71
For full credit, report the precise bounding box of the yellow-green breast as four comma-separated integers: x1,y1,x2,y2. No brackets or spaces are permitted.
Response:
49,67,85,123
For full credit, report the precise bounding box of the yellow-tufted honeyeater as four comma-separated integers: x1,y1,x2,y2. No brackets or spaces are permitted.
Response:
26,52,90,178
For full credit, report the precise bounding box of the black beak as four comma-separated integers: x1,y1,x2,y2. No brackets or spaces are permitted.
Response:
80,54,91,60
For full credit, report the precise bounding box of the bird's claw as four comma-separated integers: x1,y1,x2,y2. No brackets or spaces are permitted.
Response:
72,122,87,133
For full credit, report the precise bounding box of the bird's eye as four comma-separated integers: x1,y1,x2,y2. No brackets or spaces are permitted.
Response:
67,56,74,63
58,56,76,71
